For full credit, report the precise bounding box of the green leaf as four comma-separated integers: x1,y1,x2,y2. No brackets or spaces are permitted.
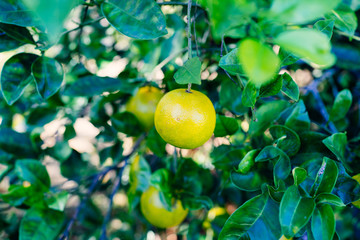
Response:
214,115,239,137
269,125,301,156
310,158,338,196
174,57,202,85
63,76,143,97
45,191,69,211
285,100,311,132
280,73,299,101
219,48,244,75
292,167,307,186
249,100,289,136
274,29,335,68
238,38,280,87
0,0,42,27
325,3,358,37
0,53,38,105
0,22,35,44
219,193,268,239
101,0,167,40
19,207,65,240
182,194,213,210
146,127,167,157
198,0,256,40
322,133,347,163
31,56,64,99
332,44,360,70
15,159,50,192
278,48,299,67
219,78,248,115
0,128,37,158
315,193,345,207
231,169,264,192
241,80,259,107
259,75,282,98
269,0,341,24
311,205,335,240
235,149,259,174
314,20,335,39
0,32,25,52
332,164,360,204
329,89,352,122
111,112,144,136
22,0,78,44
280,185,316,238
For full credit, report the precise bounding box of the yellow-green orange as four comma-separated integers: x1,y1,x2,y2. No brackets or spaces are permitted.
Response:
140,186,188,228
352,174,360,208
126,86,163,131
154,88,216,149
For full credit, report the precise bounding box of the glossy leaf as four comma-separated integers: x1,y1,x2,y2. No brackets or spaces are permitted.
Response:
235,149,259,174
325,3,358,37
0,32,25,51
314,19,335,39
15,159,50,192
280,73,299,101
63,76,143,97
174,57,201,85
269,0,341,24
32,56,64,99
219,193,268,239
19,207,65,240
0,22,34,44
310,158,338,196
111,112,144,136
231,170,264,192
269,125,301,156
241,80,259,107
274,29,335,68
219,48,244,75
315,193,346,207
311,205,335,240
329,89,352,122
0,0,41,27
238,38,280,87
285,100,311,132
259,75,282,98
322,133,347,163
292,167,307,186
0,53,38,105
101,0,167,40
280,185,315,238
214,115,239,137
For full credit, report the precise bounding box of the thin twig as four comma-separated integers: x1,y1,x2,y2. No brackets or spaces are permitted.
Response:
186,0,193,93
193,0,200,56
157,1,201,8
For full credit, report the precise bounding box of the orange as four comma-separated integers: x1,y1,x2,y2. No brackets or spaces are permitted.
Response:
154,88,216,149
140,186,188,228
126,86,163,131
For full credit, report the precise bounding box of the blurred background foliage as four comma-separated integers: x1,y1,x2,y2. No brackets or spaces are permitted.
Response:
0,0,360,239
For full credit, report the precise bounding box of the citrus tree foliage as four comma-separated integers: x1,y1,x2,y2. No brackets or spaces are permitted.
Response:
0,0,360,239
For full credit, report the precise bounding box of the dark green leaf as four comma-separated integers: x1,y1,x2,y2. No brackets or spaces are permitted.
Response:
214,115,239,137
0,22,34,44
15,159,50,192
111,112,144,136
332,44,360,70
146,127,167,157
219,193,268,239
311,205,335,240
274,29,335,68
219,48,244,75
278,48,299,66
322,133,347,163
231,170,264,192
259,75,282,98
329,89,352,122
241,80,258,107
0,53,38,105
150,168,171,193
63,76,143,97
0,32,25,52
101,0,167,40
325,3,358,37
292,167,307,186
19,207,65,240
332,163,360,204
32,56,64,99
285,100,311,132
219,78,248,115
310,158,338,196
281,73,299,101
0,128,37,158
269,125,301,156
212,148,246,170
0,0,41,27
269,0,341,24
315,193,345,207
174,57,202,85
182,194,213,210
314,20,335,39
238,38,280,87
280,185,315,238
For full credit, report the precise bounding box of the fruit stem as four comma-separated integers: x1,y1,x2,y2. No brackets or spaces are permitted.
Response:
186,83,192,93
